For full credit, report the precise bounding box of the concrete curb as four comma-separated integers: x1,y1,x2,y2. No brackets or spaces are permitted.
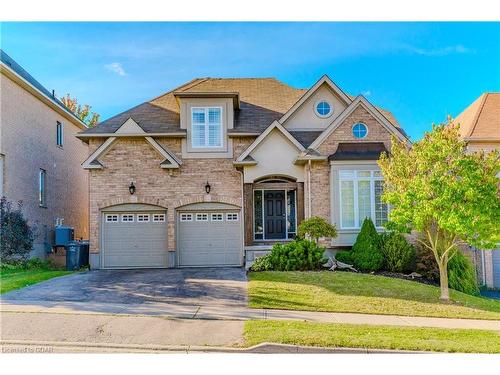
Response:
0,340,425,354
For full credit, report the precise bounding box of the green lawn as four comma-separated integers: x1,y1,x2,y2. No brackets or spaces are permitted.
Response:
0,268,72,294
244,320,500,353
249,271,500,320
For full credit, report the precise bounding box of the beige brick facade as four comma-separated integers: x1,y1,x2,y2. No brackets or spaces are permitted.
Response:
88,136,254,254
306,105,394,222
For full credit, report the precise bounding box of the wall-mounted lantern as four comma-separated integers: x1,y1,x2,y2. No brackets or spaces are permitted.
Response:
129,181,136,195
205,181,211,194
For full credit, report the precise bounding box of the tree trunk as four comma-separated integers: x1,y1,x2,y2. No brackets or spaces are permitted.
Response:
438,262,450,301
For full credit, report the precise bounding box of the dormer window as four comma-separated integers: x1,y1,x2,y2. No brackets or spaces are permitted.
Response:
191,107,223,148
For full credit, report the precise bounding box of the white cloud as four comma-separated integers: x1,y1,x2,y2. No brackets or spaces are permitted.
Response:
362,90,372,97
402,44,474,57
105,62,127,76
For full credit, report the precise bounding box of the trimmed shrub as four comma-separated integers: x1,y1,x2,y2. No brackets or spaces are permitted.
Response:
0,198,35,261
350,218,384,271
381,232,416,273
297,216,337,243
250,255,272,272
448,250,480,296
265,238,326,271
334,251,353,264
415,240,440,281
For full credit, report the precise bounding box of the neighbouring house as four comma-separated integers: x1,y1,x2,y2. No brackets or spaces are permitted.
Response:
77,75,409,269
454,92,500,289
0,50,89,259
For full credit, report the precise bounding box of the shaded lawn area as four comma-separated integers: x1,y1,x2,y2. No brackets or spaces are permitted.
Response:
0,268,72,294
249,271,500,320
244,320,500,353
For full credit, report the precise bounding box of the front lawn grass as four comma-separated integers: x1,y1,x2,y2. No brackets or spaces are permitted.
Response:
249,271,500,320
244,320,500,353
0,268,72,294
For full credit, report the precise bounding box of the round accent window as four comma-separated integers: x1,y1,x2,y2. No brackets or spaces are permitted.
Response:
315,101,332,118
352,123,368,138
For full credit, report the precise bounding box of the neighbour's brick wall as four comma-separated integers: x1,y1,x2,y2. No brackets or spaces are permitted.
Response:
0,74,89,257
88,137,254,254
306,105,394,222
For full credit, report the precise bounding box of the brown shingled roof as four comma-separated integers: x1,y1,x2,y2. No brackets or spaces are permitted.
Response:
454,93,500,140
82,77,402,139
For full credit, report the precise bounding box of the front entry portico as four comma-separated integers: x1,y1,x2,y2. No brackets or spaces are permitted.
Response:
242,176,305,245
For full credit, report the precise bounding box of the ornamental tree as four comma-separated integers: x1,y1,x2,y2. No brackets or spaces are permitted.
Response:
297,216,337,244
378,120,499,300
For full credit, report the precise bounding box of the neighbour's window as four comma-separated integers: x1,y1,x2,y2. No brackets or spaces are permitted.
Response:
39,169,46,207
153,213,166,222
196,213,209,221
339,170,388,229
56,121,63,147
191,107,222,148
226,213,239,222
211,213,223,222
180,213,193,222
137,214,150,222
106,214,118,222
121,214,134,222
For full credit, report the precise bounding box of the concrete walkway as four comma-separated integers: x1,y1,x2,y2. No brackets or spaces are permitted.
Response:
2,300,499,331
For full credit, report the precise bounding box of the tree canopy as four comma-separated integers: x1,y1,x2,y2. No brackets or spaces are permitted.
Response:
60,94,100,127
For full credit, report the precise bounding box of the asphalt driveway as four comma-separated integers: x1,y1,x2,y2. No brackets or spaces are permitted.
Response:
1,268,248,310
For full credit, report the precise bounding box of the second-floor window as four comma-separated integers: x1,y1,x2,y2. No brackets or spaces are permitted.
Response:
56,121,63,147
39,169,46,207
191,107,222,148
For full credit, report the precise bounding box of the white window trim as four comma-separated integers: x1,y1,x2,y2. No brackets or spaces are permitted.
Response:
137,214,150,223
56,121,64,147
191,107,223,149
226,213,239,222
314,100,333,118
196,213,209,222
352,122,369,139
338,170,386,230
180,213,193,222
153,213,166,222
106,214,119,222
121,214,134,222
39,169,46,207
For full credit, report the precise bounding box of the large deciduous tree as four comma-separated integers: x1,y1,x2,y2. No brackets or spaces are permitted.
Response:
60,94,100,127
378,120,499,300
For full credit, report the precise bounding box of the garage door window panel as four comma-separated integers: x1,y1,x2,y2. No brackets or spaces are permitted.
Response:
121,214,134,222
137,214,150,222
196,213,209,221
106,214,118,222
180,213,193,222
211,213,224,222
153,214,166,222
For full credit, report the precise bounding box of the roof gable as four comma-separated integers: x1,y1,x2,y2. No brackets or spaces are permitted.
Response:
82,136,181,170
309,95,409,151
279,75,352,125
236,121,305,163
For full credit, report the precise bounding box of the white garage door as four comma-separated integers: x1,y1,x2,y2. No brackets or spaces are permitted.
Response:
102,209,168,268
177,209,242,267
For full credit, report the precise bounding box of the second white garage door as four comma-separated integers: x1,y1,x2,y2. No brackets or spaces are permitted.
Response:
177,207,242,267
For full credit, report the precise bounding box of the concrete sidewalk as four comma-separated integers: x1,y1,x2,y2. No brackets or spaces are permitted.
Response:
2,300,499,331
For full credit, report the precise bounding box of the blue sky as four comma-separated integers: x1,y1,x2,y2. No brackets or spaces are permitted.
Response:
1,22,499,140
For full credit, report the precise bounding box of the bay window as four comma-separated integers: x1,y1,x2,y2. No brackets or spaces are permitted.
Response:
191,107,222,148
339,170,388,229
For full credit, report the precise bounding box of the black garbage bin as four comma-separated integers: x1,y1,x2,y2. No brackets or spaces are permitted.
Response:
79,240,90,268
65,241,81,271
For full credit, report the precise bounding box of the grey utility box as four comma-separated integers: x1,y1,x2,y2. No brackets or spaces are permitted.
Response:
55,226,74,246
